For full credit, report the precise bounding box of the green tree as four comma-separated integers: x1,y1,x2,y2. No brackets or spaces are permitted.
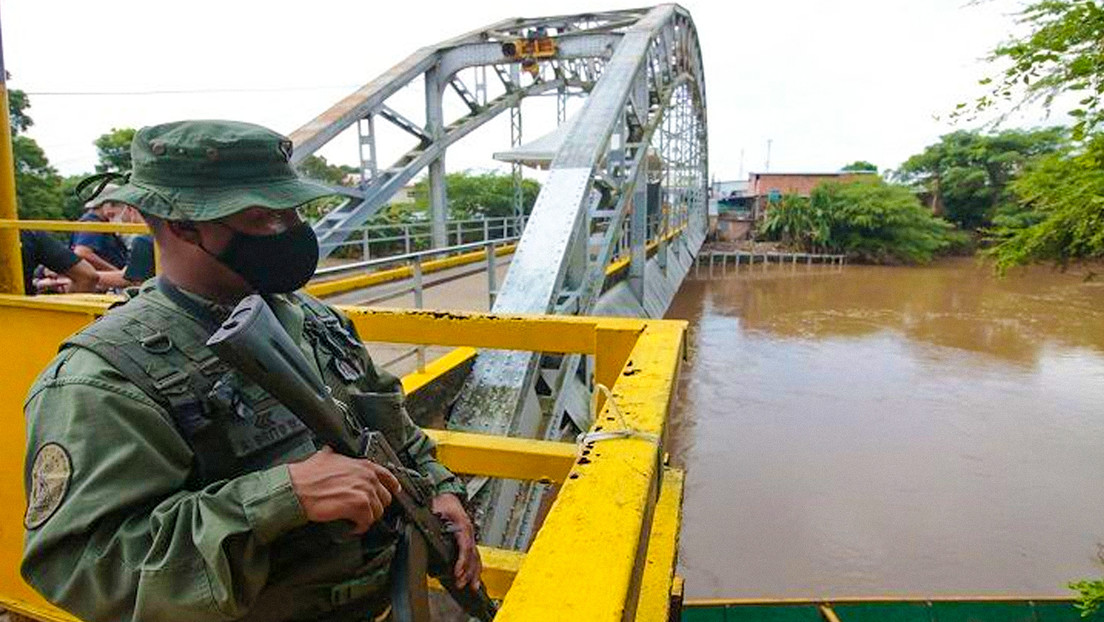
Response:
9,90,63,219
986,135,1104,271
409,171,540,219
297,154,357,186
841,160,877,172
295,155,359,223
8,89,31,134
94,128,136,173
965,0,1104,140
58,175,90,221
761,178,957,264
894,128,1067,230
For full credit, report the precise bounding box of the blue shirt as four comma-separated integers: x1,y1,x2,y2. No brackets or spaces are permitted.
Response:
71,211,128,269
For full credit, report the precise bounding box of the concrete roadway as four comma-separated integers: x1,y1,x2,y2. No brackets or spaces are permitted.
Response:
319,256,513,377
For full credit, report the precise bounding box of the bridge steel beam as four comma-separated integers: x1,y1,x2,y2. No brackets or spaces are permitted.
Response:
288,17,631,259
286,4,707,551
450,4,708,548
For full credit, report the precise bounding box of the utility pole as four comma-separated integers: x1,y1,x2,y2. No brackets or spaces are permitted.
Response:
764,139,772,172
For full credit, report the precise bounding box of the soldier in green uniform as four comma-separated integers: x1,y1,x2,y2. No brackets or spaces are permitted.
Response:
21,120,482,622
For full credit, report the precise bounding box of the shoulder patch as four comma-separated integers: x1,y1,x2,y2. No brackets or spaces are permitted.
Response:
24,443,72,530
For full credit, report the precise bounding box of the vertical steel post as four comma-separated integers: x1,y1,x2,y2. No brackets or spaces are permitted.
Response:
412,257,426,371
486,243,497,308
425,66,448,249
0,11,23,295
357,114,379,185
509,64,523,221
628,165,647,303
361,228,370,260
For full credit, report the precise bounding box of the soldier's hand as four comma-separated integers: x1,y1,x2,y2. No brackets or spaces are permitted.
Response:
432,493,482,589
288,446,402,534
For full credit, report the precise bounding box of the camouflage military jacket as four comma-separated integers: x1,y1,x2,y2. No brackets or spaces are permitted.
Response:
21,279,464,622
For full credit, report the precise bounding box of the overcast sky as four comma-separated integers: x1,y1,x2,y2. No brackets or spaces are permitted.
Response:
4,0,1050,181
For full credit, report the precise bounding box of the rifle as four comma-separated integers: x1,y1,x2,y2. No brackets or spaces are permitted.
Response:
206,295,497,621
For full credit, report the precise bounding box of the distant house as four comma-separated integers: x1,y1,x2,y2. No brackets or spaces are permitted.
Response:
748,171,876,218
710,180,752,216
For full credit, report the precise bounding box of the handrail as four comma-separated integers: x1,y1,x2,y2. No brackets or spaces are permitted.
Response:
0,219,149,234
315,236,520,276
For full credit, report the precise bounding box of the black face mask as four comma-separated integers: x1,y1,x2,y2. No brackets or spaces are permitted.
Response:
198,221,319,294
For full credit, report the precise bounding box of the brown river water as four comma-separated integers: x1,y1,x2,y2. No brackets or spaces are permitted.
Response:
665,257,1104,599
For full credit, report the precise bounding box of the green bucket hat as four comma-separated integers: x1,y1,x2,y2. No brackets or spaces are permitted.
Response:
92,120,334,221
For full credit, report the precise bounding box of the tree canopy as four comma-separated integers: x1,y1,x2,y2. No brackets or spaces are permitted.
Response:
841,160,877,172
957,0,1104,272
408,171,540,220
986,136,1104,272
966,0,1104,140
94,128,136,173
761,178,957,264
9,90,63,219
297,154,357,187
894,128,1067,230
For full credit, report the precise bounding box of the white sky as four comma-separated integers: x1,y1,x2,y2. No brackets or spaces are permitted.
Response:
4,0,1051,181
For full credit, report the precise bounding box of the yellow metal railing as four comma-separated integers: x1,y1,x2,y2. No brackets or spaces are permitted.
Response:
0,296,686,621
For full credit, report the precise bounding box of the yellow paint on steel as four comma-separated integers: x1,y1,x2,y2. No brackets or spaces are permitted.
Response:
604,226,687,278
0,219,149,234
0,293,686,621
0,597,76,622
495,320,687,621
0,85,25,294
428,545,526,601
340,306,607,354
425,429,577,484
400,346,476,396
594,323,644,412
0,299,110,621
635,467,686,622
305,243,516,298
820,604,843,622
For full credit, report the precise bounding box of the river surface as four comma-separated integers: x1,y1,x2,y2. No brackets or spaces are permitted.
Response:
666,257,1104,599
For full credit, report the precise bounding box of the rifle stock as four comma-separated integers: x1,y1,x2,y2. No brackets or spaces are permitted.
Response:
207,295,497,621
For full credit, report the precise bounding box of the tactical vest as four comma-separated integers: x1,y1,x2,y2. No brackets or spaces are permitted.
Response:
59,280,407,621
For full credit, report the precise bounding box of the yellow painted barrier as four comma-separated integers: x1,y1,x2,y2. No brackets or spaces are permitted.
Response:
0,295,686,620
305,243,516,298
495,320,686,620
635,467,686,622
0,219,149,234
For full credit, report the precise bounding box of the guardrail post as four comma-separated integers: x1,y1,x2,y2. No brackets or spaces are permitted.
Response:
483,218,490,243
411,257,426,371
361,229,370,260
486,243,497,309
404,226,412,255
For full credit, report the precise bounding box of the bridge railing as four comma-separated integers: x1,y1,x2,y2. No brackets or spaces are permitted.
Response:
316,215,527,262
0,297,687,622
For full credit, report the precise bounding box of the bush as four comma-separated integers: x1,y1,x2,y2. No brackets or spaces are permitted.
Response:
761,178,957,264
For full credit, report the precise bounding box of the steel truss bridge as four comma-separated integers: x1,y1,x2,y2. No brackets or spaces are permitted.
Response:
292,4,708,551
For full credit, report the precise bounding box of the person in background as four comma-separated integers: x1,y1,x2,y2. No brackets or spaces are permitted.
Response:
70,185,128,270
95,205,155,290
19,230,98,294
